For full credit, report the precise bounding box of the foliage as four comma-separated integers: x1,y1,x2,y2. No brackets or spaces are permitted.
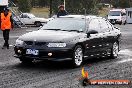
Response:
17,0,31,12
111,0,131,8
14,0,99,15
52,0,99,15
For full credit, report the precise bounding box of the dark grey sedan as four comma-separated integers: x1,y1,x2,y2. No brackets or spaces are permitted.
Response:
14,16,121,67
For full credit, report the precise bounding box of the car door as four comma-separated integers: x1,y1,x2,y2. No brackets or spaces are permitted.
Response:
98,19,114,55
20,14,32,25
84,19,103,57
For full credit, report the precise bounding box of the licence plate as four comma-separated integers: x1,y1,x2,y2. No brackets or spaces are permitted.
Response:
26,49,39,55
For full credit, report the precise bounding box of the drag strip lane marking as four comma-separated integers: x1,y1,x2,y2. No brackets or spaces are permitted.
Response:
117,49,132,63
118,49,132,56
117,58,132,63
0,36,19,39
0,44,14,47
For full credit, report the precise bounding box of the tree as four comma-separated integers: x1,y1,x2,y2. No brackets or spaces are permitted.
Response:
18,0,31,12
16,0,99,14
111,0,131,8
51,0,99,15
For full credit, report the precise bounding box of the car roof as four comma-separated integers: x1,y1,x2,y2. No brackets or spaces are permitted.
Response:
49,15,106,22
59,15,84,18
22,13,34,15
110,9,126,12
59,15,97,20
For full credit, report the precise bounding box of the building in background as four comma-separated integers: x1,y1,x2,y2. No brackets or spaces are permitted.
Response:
126,8,132,23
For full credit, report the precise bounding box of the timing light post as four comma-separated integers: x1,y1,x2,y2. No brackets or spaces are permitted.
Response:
64,0,65,10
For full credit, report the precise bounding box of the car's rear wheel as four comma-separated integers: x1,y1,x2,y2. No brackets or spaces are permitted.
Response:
35,21,41,27
72,45,83,67
19,57,33,64
110,42,119,59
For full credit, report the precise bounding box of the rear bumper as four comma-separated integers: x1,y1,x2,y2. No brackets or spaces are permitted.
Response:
14,46,73,61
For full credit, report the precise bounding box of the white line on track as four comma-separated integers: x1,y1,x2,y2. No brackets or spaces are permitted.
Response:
117,49,132,63
0,36,19,39
0,44,14,47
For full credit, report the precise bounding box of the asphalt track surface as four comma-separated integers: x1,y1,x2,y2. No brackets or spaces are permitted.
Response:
0,25,132,88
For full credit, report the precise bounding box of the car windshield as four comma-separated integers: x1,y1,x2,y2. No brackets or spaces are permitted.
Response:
41,18,86,32
28,14,36,18
109,11,121,16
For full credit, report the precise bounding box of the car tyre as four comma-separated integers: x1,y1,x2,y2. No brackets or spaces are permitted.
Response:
119,21,122,25
72,45,83,67
19,57,33,64
35,21,41,27
112,23,115,25
123,21,126,25
110,42,119,59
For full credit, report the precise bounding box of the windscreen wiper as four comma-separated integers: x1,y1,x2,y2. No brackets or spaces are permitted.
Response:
66,30,83,32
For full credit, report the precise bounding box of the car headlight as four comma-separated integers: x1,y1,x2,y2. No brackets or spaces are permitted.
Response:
47,43,66,47
15,39,24,46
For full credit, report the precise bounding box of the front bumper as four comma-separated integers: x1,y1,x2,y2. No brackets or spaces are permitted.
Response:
14,46,73,61
109,19,122,24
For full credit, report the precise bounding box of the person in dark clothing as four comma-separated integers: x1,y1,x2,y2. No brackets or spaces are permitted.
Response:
0,8,13,49
57,5,68,18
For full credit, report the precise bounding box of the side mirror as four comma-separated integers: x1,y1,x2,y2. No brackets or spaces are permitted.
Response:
87,30,98,37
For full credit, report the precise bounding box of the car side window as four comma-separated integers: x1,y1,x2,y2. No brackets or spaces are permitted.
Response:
99,19,111,32
22,14,28,18
89,19,100,32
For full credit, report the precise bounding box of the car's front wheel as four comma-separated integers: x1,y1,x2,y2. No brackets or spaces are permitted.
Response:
110,42,119,59
72,45,83,67
35,21,42,27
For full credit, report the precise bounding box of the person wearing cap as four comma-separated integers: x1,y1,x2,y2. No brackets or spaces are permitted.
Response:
57,5,68,18
0,8,13,49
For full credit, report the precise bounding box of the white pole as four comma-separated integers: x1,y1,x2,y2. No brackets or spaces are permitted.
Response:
64,0,65,10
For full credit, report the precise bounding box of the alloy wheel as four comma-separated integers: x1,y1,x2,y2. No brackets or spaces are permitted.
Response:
73,46,83,67
112,42,119,58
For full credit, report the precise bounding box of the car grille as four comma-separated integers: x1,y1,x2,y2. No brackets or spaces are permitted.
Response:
35,42,46,46
110,19,117,21
25,41,46,46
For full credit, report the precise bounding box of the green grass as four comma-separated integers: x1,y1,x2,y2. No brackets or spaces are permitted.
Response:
30,7,109,18
30,7,49,18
